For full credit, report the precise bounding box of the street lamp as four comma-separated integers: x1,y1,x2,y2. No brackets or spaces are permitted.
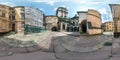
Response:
110,4,120,38
109,4,120,58
113,7,118,38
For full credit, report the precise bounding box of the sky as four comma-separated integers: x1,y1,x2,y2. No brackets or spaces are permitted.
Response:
0,0,120,23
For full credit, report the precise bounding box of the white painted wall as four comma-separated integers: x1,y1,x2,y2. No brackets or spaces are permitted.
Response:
78,13,87,24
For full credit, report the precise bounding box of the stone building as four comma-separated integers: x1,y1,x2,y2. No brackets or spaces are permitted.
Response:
109,4,120,37
56,7,70,32
12,6,44,34
11,6,24,33
102,23,106,32
58,19,70,32
24,7,44,33
104,21,114,32
78,9,102,35
45,16,58,31
70,14,79,32
0,4,11,33
0,4,45,34
56,7,68,18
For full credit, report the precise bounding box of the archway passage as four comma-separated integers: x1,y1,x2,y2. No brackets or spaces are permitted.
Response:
74,27,79,32
51,27,57,31
81,20,87,33
62,24,65,30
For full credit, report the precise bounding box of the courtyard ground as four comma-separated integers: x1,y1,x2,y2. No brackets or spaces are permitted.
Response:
0,31,120,60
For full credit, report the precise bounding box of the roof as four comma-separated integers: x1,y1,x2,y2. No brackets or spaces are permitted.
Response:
109,4,120,6
0,4,11,7
57,7,68,11
71,14,79,19
77,11,87,14
45,15,58,17
88,9,101,16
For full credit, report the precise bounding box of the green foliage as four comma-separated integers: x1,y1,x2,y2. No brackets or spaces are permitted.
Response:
80,31,84,34
59,17,73,25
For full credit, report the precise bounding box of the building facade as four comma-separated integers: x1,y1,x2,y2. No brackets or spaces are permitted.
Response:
77,11,88,34
78,9,102,35
12,6,24,33
109,4,120,37
56,7,70,32
56,7,68,18
0,4,11,33
104,21,114,32
45,16,58,31
13,6,45,34
24,7,44,33
70,14,79,32
0,4,45,34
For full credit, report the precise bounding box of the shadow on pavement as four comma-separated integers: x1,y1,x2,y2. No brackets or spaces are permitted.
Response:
52,35,112,60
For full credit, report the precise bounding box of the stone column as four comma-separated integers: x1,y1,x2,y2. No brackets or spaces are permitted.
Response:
16,21,24,34
79,25,81,32
60,22,63,31
65,23,67,32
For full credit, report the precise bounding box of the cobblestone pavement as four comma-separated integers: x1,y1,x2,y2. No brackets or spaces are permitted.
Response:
0,51,58,60
0,40,13,57
0,31,53,57
1,31,120,60
52,32,120,60
53,32,112,52
53,34,111,60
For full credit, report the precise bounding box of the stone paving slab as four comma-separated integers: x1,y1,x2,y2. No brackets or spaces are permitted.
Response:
56,35,110,52
0,51,58,60
0,31,54,57
53,37,111,60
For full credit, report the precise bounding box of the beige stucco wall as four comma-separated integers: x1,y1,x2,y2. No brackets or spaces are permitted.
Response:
88,29,102,35
78,12,87,24
105,21,114,32
87,9,102,35
14,7,24,33
45,16,58,30
0,5,11,32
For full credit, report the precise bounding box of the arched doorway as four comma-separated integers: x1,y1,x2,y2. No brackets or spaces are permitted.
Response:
12,23,15,31
67,27,69,31
74,27,78,32
51,27,57,31
62,24,65,30
81,20,87,33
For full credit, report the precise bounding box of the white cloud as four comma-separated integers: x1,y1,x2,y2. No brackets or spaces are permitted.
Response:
0,2,16,7
28,0,104,6
70,0,104,4
29,0,62,6
46,1,54,6
76,6,97,11
98,8,108,15
98,8,113,22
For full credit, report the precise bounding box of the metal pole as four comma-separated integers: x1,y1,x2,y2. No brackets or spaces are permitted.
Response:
114,6,118,38
110,5,118,57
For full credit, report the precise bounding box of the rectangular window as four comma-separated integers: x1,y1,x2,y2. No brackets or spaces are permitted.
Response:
21,13,25,19
12,16,15,20
9,16,12,20
88,22,92,29
2,12,5,17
